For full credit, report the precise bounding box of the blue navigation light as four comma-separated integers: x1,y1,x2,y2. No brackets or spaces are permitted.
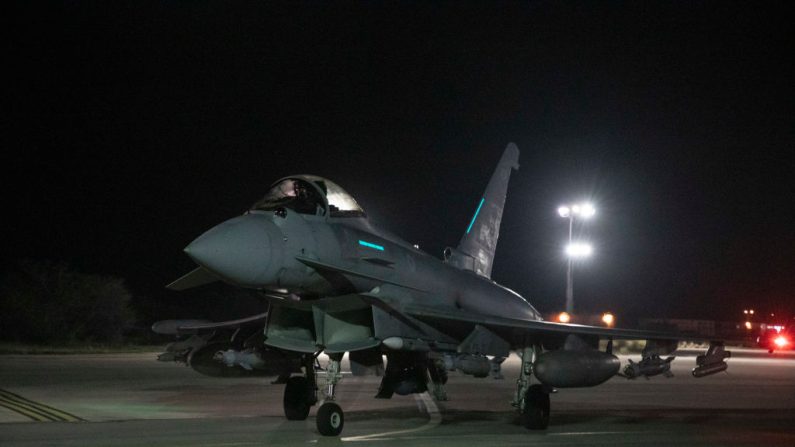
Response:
466,198,485,234
358,240,385,251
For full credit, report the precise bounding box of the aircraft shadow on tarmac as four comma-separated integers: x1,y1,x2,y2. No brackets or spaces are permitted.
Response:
341,407,792,431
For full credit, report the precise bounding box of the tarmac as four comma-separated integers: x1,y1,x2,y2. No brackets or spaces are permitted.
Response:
1,347,794,446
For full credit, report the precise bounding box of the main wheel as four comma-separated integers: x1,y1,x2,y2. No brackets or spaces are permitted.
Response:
284,376,312,420
522,384,550,430
316,402,344,436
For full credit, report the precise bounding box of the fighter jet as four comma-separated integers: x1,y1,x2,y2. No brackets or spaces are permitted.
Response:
154,143,731,436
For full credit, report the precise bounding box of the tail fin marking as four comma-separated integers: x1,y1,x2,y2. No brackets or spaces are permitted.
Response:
444,143,520,278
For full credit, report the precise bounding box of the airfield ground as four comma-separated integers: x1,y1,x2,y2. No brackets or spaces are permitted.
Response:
1,348,794,446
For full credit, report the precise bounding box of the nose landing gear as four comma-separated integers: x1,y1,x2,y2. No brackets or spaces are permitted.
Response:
316,401,344,436
282,353,346,436
316,353,345,436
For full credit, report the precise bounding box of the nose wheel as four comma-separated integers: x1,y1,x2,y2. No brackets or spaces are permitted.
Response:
316,401,344,436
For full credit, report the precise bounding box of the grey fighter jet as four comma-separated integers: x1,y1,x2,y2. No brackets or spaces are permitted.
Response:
154,143,731,436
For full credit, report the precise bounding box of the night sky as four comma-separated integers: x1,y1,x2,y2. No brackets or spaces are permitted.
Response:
6,2,794,324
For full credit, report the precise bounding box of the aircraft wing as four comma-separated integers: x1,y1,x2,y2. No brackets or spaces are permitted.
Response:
151,312,268,335
396,302,682,354
388,299,732,379
294,259,686,348
403,303,677,342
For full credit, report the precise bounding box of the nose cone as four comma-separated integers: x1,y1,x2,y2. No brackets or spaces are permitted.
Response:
185,214,276,287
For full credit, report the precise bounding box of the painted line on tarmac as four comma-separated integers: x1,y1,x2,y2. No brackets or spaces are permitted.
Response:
0,400,56,422
0,389,85,422
341,392,441,442
388,430,644,442
550,431,641,436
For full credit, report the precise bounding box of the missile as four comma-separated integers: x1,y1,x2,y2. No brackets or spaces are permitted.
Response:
442,354,491,378
696,350,731,364
215,349,266,370
623,355,675,379
692,361,728,378
692,343,730,378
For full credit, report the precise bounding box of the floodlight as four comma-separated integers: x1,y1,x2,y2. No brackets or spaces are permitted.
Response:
580,203,596,218
566,242,593,258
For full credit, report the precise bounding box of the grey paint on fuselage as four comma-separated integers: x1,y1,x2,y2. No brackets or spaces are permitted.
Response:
185,208,541,325
165,144,732,438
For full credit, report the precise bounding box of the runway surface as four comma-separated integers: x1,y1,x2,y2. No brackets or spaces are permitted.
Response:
1,348,794,446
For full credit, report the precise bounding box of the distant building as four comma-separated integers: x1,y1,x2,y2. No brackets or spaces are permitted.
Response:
640,318,755,343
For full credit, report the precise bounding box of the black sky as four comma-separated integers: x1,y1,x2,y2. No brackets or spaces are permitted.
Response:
5,1,795,323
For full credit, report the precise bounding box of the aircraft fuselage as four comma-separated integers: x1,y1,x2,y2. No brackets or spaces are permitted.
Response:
185,207,542,323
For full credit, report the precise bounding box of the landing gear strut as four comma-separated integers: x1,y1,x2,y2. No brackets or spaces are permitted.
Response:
282,353,346,436
316,353,345,436
513,345,550,430
427,357,449,401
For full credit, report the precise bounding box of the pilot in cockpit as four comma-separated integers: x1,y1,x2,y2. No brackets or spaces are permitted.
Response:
291,180,324,215
252,176,365,218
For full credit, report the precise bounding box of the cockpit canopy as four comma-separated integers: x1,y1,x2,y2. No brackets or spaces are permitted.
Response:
251,175,366,218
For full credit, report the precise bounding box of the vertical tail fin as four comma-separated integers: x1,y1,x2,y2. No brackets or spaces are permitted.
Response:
444,143,520,278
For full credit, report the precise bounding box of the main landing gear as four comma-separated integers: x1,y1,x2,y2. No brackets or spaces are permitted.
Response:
283,375,314,420
513,345,550,430
282,353,346,436
522,385,550,429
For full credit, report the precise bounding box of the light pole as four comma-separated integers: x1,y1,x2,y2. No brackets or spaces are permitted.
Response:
558,203,595,314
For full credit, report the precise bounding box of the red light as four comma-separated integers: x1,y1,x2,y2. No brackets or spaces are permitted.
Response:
774,336,789,348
